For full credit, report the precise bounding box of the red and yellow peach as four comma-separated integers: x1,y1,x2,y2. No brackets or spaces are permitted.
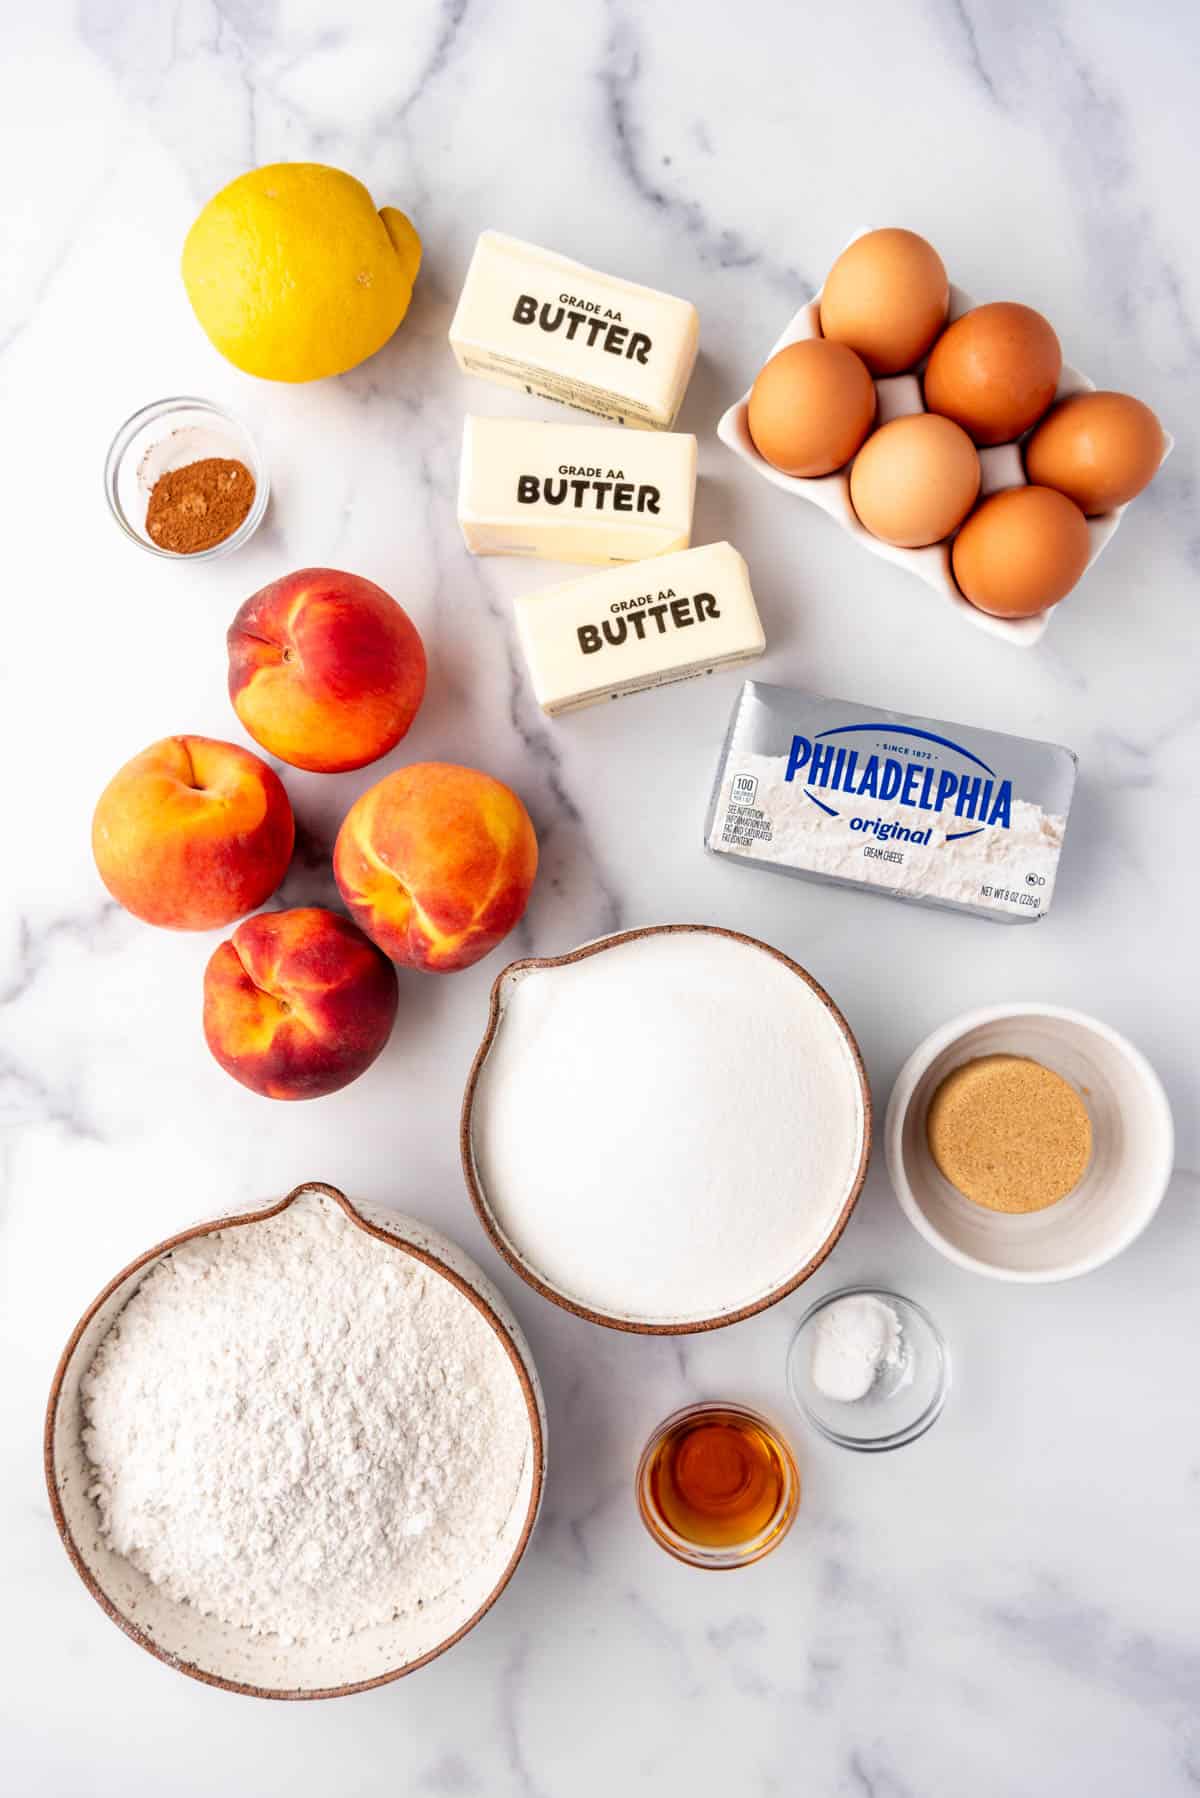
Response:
92,735,294,930
203,906,398,1099
227,567,427,773
333,762,538,972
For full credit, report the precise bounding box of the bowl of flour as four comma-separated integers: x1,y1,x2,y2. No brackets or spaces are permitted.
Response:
45,1183,545,1698
461,926,872,1332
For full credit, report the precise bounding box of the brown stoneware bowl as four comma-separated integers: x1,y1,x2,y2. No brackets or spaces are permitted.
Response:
45,1181,546,1700
461,925,872,1333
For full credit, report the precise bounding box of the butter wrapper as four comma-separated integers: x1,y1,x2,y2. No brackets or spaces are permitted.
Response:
459,417,696,564
706,681,1077,923
450,231,699,430
516,542,764,716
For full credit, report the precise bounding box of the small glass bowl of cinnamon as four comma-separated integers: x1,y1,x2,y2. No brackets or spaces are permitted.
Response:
104,397,269,560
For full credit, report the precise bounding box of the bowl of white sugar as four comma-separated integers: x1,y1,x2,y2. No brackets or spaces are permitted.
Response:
45,1182,545,1699
461,925,872,1332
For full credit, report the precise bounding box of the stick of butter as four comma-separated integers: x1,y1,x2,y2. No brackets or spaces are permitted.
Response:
514,542,764,715
449,231,700,430
459,418,697,565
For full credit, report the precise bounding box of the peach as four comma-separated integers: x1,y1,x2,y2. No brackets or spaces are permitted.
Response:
227,567,426,773
203,907,398,1100
92,736,294,930
333,762,538,973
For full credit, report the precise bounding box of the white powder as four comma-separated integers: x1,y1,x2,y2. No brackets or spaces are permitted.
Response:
712,751,1067,914
809,1294,904,1402
470,931,867,1323
81,1193,530,1644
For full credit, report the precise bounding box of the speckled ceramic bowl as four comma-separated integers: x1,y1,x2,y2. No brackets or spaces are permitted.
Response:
461,925,872,1334
45,1182,546,1700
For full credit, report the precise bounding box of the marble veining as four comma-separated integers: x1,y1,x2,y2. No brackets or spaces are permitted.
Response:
2,1,1198,1794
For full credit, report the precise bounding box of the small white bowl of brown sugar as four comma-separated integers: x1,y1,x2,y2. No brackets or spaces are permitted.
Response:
886,1004,1174,1282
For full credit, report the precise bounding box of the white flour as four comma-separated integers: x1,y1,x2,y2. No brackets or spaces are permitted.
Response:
81,1193,530,1644
712,751,1067,912
470,931,866,1323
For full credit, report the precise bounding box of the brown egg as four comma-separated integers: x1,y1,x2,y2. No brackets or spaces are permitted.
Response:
924,303,1062,445
819,228,950,375
1024,390,1166,514
747,339,876,477
849,414,981,548
952,486,1090,617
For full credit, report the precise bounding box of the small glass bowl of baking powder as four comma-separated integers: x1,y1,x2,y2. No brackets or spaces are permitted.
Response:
104,397,269,559
787,1286,950,1452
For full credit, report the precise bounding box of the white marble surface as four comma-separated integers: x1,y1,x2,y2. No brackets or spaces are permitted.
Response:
3,2,1198,1792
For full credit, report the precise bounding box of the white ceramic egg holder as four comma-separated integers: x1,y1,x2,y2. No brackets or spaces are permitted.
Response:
717,234,1173,649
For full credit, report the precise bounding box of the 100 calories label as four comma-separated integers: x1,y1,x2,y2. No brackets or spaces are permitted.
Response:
706,681,1078,923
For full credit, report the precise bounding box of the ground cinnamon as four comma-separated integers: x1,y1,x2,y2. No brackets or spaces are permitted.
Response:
145,458,255,554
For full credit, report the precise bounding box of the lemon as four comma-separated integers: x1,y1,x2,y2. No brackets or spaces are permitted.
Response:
182,163,421,382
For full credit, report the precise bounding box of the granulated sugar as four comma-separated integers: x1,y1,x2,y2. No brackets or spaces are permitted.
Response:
470,931,867,1323
81,1193,530,1644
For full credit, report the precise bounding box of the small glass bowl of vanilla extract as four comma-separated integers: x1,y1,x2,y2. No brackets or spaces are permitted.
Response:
636,1402,799,1569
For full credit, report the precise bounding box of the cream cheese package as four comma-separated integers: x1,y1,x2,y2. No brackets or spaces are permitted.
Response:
706,681,1077,923
515,541,764,716
458,418,697,564
449,232,700,430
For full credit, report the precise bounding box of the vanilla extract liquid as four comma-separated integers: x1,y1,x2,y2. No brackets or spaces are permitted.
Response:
643,1405,795,1552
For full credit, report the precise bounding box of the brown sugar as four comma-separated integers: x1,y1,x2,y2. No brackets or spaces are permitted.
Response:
145,458,255,554
926,1053,1092,1214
